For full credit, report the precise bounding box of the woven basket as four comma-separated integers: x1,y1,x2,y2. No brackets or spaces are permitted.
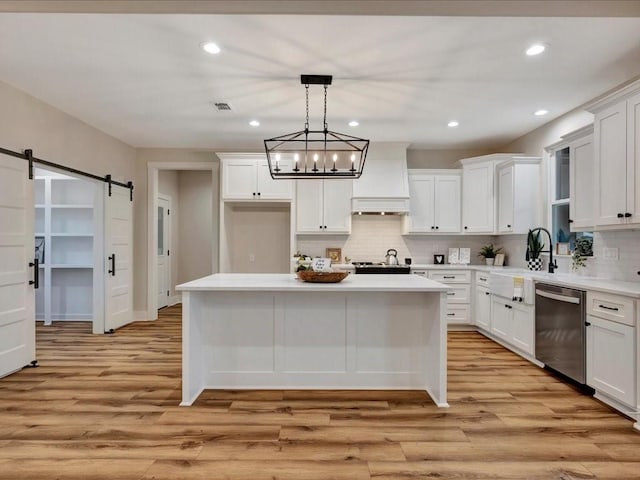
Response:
296,271,350,283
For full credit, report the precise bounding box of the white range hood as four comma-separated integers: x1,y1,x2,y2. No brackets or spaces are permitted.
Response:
352,143,410,214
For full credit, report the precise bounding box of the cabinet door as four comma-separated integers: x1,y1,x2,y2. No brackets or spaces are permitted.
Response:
628,91,640,224
323,179,352,233
587,315,636,407
594,101,628,226
569,135,594,230
405,175,434,233
222,159,257,200
257,159,293,200
475,287,491,331
497,167,514,233
295,180,324,234
491,297,512,341
511,303,534,355
462,162,494,233
434,175,461,233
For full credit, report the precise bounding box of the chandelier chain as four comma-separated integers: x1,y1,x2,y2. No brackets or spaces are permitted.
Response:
304,84,309,131
323,85,328,131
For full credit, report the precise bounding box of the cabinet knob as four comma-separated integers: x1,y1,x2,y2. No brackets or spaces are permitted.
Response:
257,192,261,196
435,226,439,230
431,226,434,230
507,224,511,228
253,192,256,196
585,321,591,327
319,225,323,230
324,226,327,229
568,219,574,224
617,213,624,218
625,212,632,218
464,226,468,230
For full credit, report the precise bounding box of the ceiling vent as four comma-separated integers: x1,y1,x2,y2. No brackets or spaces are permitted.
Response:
212,102,232,112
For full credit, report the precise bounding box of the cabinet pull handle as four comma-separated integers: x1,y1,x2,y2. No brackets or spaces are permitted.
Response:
617,213,624,218
443,275,455,279
28,258,39,289
447,313,455,316
625,212,632,218
447,292,455,296
568,219,574,223
585,321,591,327
108,254,116,277
598,304,619,312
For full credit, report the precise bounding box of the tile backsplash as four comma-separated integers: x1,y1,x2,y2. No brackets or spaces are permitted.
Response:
296,215,494,265
297,216,640,283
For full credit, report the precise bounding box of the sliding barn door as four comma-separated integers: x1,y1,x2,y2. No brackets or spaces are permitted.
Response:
104,184,133,331
0,153,35,378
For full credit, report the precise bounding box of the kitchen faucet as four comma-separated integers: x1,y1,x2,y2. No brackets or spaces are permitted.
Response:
528,227,557,273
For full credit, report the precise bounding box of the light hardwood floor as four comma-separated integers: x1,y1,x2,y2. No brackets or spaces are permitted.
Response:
1,304,639,479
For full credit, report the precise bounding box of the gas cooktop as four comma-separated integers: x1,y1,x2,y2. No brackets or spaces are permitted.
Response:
353,262,411,274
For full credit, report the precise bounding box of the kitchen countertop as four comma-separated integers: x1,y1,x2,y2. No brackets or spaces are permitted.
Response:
331,263,640,298
177,273,449,293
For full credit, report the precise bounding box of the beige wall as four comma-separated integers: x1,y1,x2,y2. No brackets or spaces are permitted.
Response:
407,148,498,169
177,170,215,284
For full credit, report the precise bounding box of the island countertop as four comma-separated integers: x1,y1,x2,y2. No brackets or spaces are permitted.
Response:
176,273,450,293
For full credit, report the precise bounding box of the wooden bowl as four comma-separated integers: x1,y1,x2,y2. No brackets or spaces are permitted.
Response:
296,270,350,283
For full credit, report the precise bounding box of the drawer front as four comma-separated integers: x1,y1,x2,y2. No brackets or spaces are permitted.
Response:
445,304,471,324
587,291,635,326
445,285,471,304
429,270,471,284
475,272,491,287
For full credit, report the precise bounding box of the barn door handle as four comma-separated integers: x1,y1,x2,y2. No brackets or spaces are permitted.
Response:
28,258,39,289
108,254,116,276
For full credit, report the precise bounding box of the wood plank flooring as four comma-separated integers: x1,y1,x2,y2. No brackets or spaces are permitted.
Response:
1,304,639,479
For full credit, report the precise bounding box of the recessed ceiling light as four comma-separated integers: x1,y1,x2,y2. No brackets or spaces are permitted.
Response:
201,42,221,54
526,44,546,56
534,109,548,116
249,120,260,127
447,121,459,128
348,120,359,127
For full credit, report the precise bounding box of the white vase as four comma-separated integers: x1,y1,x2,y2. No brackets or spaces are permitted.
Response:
485,258,495,266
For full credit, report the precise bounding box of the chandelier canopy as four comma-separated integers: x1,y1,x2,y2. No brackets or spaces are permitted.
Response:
264,74,369,179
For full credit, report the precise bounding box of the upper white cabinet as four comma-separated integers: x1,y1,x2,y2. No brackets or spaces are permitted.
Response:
587,81,640,228
496,158,541,234
403,170,460,234
219,153,293,201
296,179,352,234
569,130,595,231
461,160,495,233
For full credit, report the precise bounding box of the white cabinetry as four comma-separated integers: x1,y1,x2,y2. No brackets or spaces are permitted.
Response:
35,169,98,324
220,154,293,201
427,270,470,326
490,296,534,356
569,131,595,230
296,179,352,234
496,158,541,234
403,170,460,234
586,291,637,409
587,81,640,228
475,285,491,331
461,161,495,233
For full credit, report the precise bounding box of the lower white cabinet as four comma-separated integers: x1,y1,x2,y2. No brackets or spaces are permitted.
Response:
428,269,471,326
490,296,534,356
474,286,491,331
587,314,636,407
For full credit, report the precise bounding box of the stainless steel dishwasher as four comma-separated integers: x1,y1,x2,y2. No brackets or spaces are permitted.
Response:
535,283,587,384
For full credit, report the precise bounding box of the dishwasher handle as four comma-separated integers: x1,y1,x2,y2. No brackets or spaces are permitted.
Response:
535,289,580,304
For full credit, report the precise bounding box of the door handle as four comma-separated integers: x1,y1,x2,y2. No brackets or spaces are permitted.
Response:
28,258,39,289
108,254,116,276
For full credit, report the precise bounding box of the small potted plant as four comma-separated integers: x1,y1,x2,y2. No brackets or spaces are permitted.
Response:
478,244,502,266
526,229,545,271
572,236,593,272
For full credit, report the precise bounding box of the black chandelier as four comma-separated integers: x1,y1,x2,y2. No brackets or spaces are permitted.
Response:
264,74,369,179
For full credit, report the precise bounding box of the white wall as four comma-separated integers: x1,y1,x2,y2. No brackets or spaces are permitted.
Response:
177,170,215,283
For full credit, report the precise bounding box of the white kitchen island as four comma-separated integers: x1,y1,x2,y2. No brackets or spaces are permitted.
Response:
176,273,449,407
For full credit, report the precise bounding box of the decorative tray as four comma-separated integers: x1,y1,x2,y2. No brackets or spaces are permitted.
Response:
296,270,350,283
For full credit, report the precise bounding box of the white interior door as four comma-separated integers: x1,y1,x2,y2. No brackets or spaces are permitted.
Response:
0,153,35,378
157,195,171,309
104,185,133,332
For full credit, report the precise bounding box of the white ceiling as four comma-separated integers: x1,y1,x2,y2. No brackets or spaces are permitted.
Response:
1,13,640,149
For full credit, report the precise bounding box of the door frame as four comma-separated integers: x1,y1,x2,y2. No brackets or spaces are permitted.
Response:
157,193,171,309
147,162,218,320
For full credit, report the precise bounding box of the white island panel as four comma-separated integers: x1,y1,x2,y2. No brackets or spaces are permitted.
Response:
178,274,449,408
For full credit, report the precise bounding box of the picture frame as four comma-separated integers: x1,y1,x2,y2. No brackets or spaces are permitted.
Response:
448,247,459,264
326,247,342,264
556,242,570,256
459,248,471,265
433,254,445,265
494,253,505,267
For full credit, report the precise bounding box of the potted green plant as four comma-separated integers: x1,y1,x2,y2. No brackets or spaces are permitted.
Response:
526,230,545,271
572,236,593,272
478,244,502,266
